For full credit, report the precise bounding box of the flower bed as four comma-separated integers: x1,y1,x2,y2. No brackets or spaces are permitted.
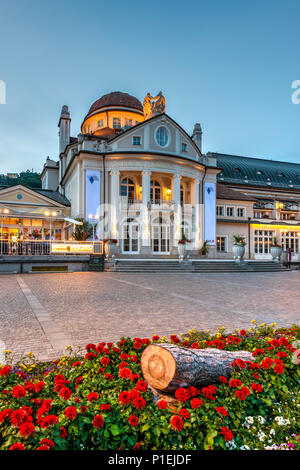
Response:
0,322,299,450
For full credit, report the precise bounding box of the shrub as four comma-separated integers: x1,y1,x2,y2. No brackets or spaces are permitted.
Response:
0,323,299,450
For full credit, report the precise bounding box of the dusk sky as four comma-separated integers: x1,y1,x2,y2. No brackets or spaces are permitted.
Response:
0,0,300,173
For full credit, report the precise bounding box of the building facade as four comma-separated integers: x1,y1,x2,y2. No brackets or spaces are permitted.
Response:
2,89,300,260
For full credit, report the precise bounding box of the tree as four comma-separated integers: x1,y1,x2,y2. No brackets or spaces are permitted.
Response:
71,218,94,241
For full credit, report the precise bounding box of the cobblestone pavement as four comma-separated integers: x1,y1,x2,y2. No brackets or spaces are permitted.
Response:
0,271,299,361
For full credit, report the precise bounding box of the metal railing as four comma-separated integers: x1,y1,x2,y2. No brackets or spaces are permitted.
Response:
0,240,104,256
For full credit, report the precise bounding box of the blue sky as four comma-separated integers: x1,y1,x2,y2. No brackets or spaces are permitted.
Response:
0,0,300,173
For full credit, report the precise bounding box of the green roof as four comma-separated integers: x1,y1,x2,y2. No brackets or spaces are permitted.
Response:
211,153,300,189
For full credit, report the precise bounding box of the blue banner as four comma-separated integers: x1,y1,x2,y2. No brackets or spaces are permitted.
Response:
204,182,216,245
85,170,101,218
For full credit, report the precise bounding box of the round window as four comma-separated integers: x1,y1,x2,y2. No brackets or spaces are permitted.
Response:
16,193,23,200
156,127,169,147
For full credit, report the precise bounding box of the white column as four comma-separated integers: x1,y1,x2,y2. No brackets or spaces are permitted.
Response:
172,174,182,245
110,170,120,239
141,170,151,246
191,178,201,249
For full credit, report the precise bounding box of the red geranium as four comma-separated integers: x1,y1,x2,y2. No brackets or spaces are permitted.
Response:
157,400,168,409
220,426,233,441
99,404,111,412
175,387,190,403
65,406,77,420
10,443,25,450
170,415,184,432
59,388,72,401
190,398,203,409
216,407,228,416
93,414,104,428
87,392,99,402
40,415,58,428
19,422,35,437
179,408,190,420
132,397,146,409
11,385,26,398
39,438,54,448
119,391,131,405
129,414,139,427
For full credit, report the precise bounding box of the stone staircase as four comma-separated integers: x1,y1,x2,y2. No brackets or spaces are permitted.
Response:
105,259,289,273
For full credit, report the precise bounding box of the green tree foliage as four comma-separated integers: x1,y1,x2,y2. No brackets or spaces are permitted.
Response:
0,170,41,188
71,218,94,241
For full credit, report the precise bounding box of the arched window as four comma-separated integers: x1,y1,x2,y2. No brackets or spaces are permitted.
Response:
120,178,135,200
150,180,161,203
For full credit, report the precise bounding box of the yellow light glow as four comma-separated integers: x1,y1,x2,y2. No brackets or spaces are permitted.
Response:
44,211,50,216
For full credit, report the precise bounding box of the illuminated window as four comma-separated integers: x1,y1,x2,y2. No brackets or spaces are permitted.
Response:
150,180,161,203
156,127,168,147
120,178,135,200
132,136,141,146
217,237,227,252
97,119,104,128
113,117,121,129
125,118,133,127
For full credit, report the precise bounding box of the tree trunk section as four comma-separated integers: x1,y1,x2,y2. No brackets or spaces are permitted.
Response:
141,343,253,393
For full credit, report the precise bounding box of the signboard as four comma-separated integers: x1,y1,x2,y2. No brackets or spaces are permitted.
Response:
204,182,216,245
51,243,94,254
85,170,101,218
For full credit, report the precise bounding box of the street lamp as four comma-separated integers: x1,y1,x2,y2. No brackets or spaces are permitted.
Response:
88,214,99,243
44,210,57,243
0,208,9,254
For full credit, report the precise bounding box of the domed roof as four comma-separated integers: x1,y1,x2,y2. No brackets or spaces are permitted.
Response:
87,91,143,115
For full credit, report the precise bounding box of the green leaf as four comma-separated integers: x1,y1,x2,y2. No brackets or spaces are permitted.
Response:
109,424,120,436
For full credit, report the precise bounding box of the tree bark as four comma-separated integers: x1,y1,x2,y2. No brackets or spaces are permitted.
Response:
141,343,253,393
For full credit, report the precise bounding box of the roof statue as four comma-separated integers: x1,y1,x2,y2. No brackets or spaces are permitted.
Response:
143,91,166,119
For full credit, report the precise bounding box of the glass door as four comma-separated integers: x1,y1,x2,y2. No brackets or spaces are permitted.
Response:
122,222,140,254
152,224,170,254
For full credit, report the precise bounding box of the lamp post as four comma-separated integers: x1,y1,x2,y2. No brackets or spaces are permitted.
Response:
0,208,9,255
44,211,57,253
88,214,99,244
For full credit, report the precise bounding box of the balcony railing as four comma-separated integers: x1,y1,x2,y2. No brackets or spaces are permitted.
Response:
0,240,104,256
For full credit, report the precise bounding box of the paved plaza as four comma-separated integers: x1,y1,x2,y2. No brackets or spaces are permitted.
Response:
0,271,299,361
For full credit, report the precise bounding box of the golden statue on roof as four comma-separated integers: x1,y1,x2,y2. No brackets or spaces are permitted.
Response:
143,91,166,119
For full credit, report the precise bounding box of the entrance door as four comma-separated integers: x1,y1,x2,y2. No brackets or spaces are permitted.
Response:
122,222,140,254
152,224,170,254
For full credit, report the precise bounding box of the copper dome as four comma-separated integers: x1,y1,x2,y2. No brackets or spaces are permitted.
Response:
87,91,143,115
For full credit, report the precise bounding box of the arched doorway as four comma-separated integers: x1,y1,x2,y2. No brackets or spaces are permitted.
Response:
122,218,140,254
151,217,170,254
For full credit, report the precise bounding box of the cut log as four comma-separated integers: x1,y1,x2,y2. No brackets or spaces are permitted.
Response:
141,343,253,393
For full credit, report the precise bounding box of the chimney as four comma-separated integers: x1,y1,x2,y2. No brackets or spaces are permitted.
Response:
192,123,202,153
58,105,71,155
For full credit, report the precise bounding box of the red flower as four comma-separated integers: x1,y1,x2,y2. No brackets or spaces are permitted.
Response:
277,351,287,358
93,414,104,429
152,335,159,341
100,357,110,367
220,426,233,441
274,364,285,374
104,373,114,381
59,387,72,401
99,404,111,412
179,408,190,420
240,329,247,336
59,426,67,439
36,444,50,450
261,357,273,369
11,385,26,398
129,414,139,427
34,382,45,393
252,348,264,357
40,415,58,428
85,352,97,360
132,397,146,409
241,386,250,397
10,443,25,450
175,387,190,403
0,365,12,376
133,442,142,450
0,408,12,423
190,398,203,409
81,405,87,413
191,342,200,349
251,383,263,392
188,386,200,397
19,422,35,437
229,379,242,388
219,376,228,383
216,407,228,416
157,400,168,409
10,409,30,427
86,343,96,350
133,341,142,350
235,390,246,401
119,362,128,369
119,368,132,379
135,381,148,393
65,406,77,420
119,391,131,405
201,386,216,400
87,392,99,402
170,335,180,344
279,337,289,346
170,415,184,432
39,438,54,448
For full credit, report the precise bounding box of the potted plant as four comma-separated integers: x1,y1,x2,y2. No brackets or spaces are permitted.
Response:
178,232,190,260
270,237,282,263
103,235,118,258
200,240,209,257
232,235,246,262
